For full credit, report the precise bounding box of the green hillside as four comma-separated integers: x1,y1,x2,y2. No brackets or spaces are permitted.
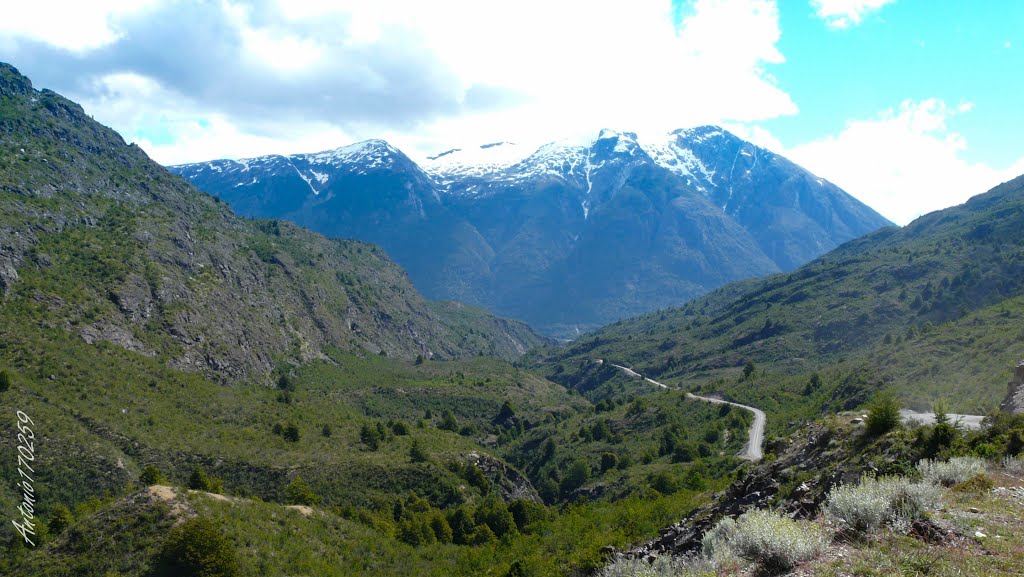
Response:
534,175,1024,421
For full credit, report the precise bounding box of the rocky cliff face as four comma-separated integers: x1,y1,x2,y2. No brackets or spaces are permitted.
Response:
0,63,545,384
1001,362,1024,414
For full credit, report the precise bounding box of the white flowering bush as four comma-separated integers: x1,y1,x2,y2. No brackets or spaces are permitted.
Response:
701,510,826,573
824,475,941,533
598,555,713,577
917,457,987,487
1001,455,1024,475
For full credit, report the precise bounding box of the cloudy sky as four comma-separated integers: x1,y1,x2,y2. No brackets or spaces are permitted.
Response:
2,0,1022,224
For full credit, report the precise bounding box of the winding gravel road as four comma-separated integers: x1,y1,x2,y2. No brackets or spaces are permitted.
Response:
606,362,766,460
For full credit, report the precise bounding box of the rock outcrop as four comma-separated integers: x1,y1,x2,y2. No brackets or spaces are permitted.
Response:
1000,361,1024,414
623,420,909,561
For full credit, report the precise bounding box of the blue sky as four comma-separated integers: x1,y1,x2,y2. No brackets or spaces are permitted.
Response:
1,0,1022,224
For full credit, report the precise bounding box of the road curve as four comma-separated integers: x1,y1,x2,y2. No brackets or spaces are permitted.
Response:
606,362,766,461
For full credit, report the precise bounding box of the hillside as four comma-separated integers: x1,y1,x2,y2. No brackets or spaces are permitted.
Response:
0,62,767,576
535,175,1024,417
171,128,891,336
0,62,545,385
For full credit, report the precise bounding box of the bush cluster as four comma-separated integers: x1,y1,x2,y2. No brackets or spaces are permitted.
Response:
823,474,941,533
701,510,826,573
916,456,986,487
598,556,712,577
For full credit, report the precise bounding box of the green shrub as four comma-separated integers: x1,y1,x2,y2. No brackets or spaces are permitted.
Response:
865,392,902,436
47,504,73,535
140,465,165,485
823,474,941,533
152,516,238,577
475,495,517,538
188,466,224,494
951,473,994,494
917,457,986,486
409,439,430,463
285,476,321,506
0,370,10,392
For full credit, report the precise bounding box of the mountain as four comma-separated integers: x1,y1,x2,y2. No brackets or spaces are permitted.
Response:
534,173,1024,417
0,62,544,386
170,128,892,336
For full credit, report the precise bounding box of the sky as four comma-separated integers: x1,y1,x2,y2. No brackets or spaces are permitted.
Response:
1,0,1022,225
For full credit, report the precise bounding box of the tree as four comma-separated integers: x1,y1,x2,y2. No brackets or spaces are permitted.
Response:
650,471,679,495
933,398,951,426
47,504,73,535
360,423,380,450
428,512,453,543
475,495,517,538
600,452,618,473
439,410,459,432
321,424,332,438
495,401,517,425
560,459,590,495
742,361,756,381
188,466,224,493
282,423,301,443
153,516,238,577
276,373,295,392
285,476,321,506
866,391,902,436
140,465,165,485
449,506,476,545
0,370,11,393
409,439,430,463
508,500,547,533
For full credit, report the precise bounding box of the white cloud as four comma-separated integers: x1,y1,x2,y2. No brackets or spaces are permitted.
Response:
786,99,1024,224
811,0,896,29
0,1,157,52
76,73,355,165
1,0,796,164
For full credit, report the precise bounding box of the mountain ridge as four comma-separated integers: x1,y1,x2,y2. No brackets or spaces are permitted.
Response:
171,126,892,336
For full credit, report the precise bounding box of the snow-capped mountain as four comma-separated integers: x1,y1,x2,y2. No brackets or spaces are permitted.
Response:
169,127,892,336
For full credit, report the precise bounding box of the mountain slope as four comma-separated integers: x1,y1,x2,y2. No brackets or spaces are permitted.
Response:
171,128,892,336
534,174,1024,414
0,62,544,385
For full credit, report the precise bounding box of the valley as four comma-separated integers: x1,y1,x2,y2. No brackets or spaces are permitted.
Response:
1,40,1023,577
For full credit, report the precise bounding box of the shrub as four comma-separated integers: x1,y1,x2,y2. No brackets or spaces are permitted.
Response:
917,457,986,487
47,504,73,534
409,439,430,463
0,370,11,392
285,476,321,506
951,473,994,494
140,465,165,485
475,495,517,538
649,471,679,495
1002,455,1024,475
508,500,548,533
153,516,238,577
823,475,941,533
282,423,301,443
702,510,826,573
188,466,224,494
598,555,713,577
865,392,901,436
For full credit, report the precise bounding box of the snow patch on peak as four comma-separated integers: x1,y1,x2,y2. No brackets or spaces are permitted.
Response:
641,133,717,193
423,141,532,185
